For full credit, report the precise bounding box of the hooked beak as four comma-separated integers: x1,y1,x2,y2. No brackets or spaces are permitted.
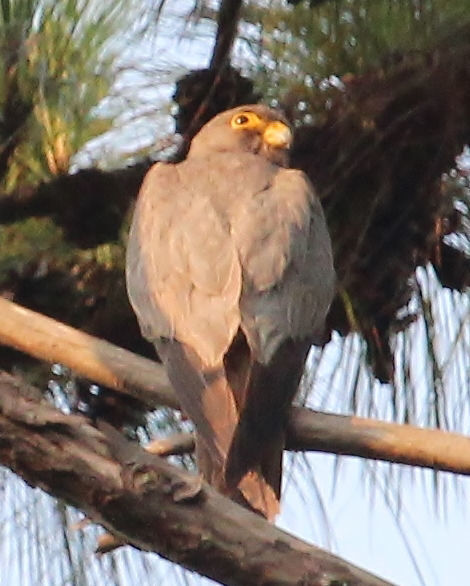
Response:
263,121,292,149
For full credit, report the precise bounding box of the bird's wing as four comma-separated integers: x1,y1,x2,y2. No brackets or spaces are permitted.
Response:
126,161,242,367
230,167,335,363
126,160,245,494
225,169,335,493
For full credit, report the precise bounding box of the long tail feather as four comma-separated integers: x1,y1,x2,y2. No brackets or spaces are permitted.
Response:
225,339,311,508
155,337,309,520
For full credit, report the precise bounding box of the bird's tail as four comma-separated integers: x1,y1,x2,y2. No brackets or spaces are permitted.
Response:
155,337,283,519
196,434,282,520
224,338,311,519
192,364,283,520
155,337,309,521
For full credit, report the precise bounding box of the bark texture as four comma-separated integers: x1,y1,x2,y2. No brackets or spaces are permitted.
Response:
0,371,393,586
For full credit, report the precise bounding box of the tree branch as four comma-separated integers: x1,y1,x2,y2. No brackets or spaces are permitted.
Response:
0,371,392,586
0,297,176,410
210,0,243,70
287,408,470,475
146,432,196,457
2,296,470,478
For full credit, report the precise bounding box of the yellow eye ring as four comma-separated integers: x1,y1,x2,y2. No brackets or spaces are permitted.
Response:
230,111,262,130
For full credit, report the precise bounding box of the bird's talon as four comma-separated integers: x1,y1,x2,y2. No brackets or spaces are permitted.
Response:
171,474,203,503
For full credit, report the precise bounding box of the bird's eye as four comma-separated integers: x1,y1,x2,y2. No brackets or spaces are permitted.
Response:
234,114,249,125
230,111,261,130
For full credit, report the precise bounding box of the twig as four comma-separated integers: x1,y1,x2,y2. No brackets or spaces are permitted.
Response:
145,432,195,457
210,0,243,71
178,0,244,154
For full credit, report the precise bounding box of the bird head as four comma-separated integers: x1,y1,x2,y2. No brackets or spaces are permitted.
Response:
188,104,293,166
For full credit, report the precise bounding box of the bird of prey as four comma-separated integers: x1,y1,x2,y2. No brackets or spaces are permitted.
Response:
125,104,335,520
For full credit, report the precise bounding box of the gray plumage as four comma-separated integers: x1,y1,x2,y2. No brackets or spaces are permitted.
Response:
126,104,335,519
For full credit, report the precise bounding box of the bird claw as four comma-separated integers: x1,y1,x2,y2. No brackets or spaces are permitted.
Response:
171,474,203,503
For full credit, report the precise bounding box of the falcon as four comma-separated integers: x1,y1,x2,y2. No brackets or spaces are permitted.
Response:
126,104,335,520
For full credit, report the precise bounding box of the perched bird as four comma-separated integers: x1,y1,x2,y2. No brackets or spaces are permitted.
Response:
126,104,335,520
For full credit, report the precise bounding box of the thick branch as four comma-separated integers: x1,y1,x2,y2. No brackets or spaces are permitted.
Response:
2,297,470,478
0,371,391,586
0,297,176,410
0,165,148,247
